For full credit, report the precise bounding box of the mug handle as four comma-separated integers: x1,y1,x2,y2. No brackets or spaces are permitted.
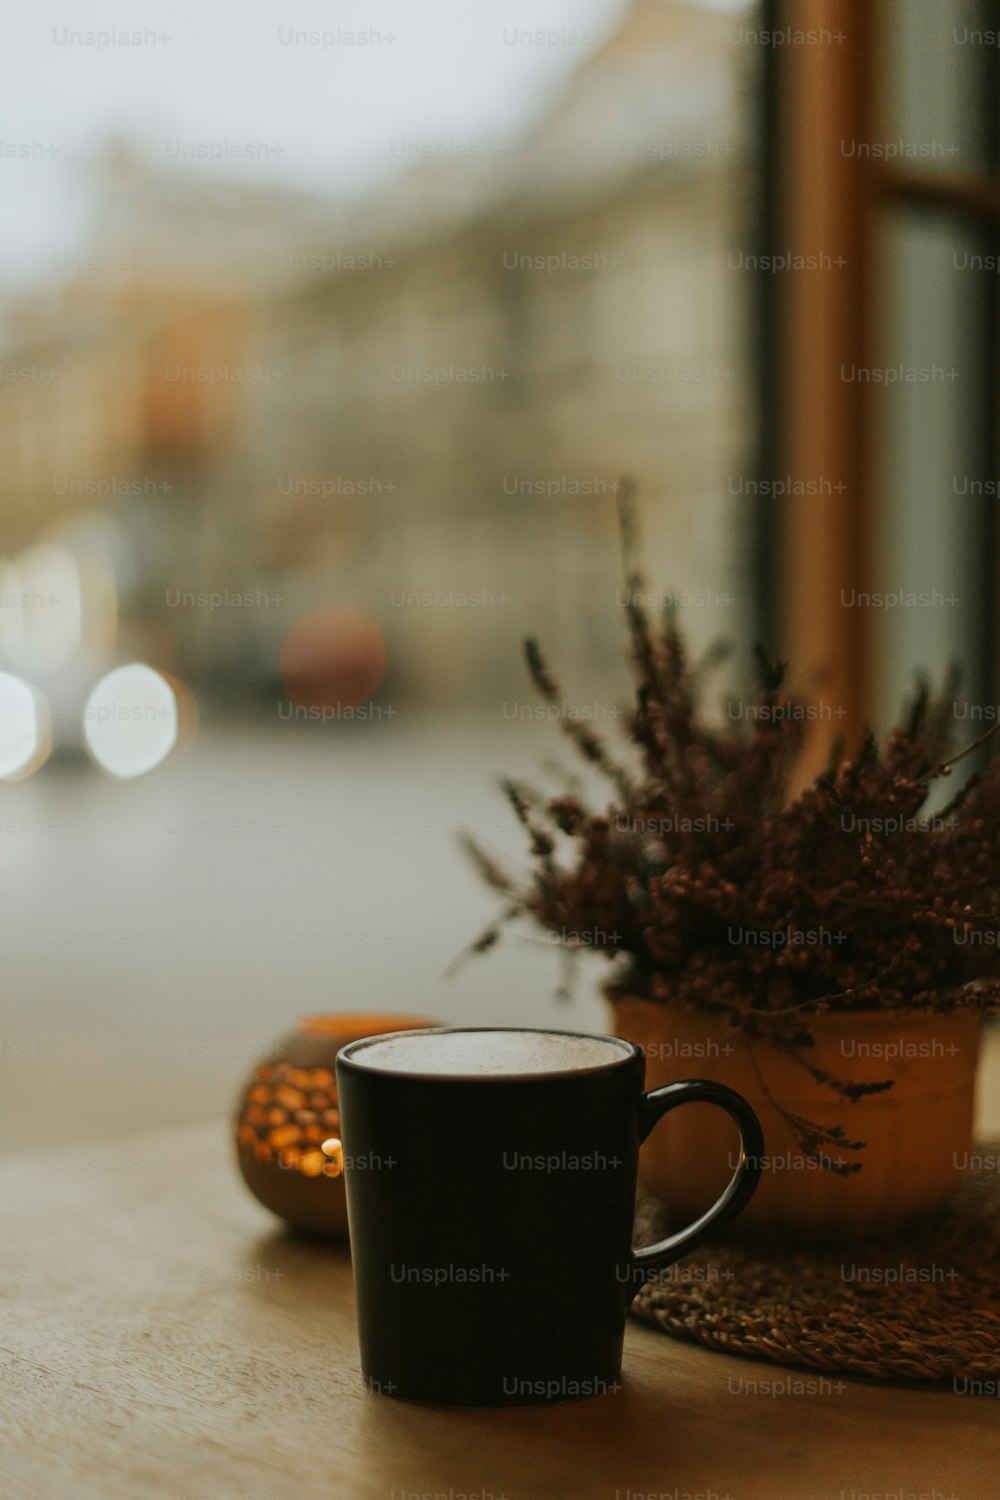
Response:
627,1078,764,1297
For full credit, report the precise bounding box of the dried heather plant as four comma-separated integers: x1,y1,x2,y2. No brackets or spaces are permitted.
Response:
461,485,1000,1171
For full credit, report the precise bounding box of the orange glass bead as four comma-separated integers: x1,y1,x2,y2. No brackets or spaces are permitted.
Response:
274,1086,306,1111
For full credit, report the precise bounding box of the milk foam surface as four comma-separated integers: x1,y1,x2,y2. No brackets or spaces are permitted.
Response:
348,1028,631,1076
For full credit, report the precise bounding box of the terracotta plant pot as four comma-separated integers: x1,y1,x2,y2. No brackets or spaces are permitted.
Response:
234,1012,439,1237
608,992,982,1238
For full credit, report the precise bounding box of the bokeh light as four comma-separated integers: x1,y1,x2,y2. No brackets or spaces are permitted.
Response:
0,672,51,780
83,663,179,779
280,607,387,712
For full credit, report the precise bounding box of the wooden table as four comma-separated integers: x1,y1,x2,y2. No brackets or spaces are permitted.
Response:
3,1045,999,1500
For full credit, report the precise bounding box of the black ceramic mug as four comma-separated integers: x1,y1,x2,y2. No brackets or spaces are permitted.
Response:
336,1026,764,1407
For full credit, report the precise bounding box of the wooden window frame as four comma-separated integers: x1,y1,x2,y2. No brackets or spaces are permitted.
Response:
760,0,1000,756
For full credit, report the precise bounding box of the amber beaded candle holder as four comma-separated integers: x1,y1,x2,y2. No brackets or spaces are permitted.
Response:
234,1013,438,1237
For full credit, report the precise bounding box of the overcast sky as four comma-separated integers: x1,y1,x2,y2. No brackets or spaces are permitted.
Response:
1,0,743,285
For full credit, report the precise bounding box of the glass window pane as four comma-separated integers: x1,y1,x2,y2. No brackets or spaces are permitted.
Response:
0,1,767,1136
882,0,999,176
871,209,993,733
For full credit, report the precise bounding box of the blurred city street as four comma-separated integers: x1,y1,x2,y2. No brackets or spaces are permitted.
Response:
0,0,753,1160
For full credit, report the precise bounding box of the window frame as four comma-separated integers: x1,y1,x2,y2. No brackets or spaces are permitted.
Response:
760,0,1000,755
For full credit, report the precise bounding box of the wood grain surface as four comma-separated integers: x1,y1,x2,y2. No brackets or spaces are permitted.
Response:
1,1034,998,1500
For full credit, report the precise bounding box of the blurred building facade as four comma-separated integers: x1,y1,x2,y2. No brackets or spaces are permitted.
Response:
0,0,757,716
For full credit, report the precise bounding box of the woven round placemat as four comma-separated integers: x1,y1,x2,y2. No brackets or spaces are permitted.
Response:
630,1146,1000,1383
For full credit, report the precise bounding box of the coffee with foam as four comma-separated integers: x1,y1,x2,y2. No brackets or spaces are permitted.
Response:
347,1028,632,1077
